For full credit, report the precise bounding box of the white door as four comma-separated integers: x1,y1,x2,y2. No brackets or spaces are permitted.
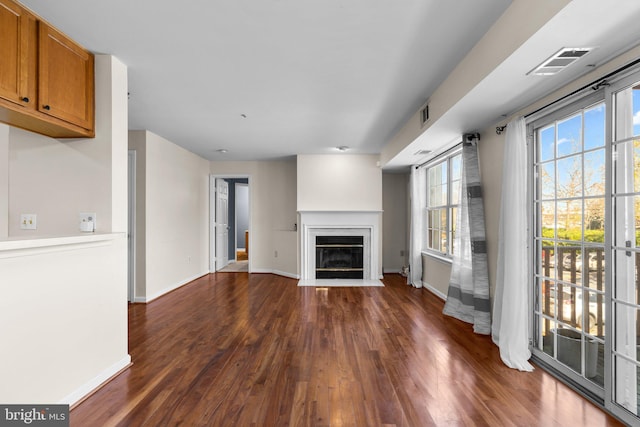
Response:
215,178,229,270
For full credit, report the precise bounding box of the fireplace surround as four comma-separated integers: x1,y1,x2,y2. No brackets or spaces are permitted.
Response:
298,211,382,284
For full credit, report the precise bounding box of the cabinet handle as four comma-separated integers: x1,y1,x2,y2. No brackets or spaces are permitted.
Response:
43,105,51,110
21,97,30,103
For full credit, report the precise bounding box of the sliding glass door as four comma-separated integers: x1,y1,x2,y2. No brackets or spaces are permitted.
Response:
531,68,640,424
532,94,607,396
611,78,640,417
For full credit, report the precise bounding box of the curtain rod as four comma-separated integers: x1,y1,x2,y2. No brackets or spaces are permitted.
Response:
495,57,640,135
415,142,462,169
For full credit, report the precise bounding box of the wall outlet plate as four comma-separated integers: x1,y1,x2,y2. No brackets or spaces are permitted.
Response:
79,212,96,232
20,214,37,230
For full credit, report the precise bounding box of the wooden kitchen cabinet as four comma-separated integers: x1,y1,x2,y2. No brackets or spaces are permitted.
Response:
38,22,94,132
0,0,95,138
0,0,36,108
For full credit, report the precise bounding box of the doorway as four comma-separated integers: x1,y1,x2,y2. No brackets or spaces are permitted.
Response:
210,175,250,273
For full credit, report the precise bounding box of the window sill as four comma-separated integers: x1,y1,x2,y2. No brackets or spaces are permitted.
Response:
422,251,453,264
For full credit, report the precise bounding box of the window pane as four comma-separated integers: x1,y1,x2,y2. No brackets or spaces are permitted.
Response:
584,290,605,337
636,89,640,137
558,114,582,157
427,208,449,252
584,103,606,150
584,198,605,240
440,183,448,208
557,200,582,241
557,155,582,198
451,154,462,181
542,321,557,358
541,279,555,317
451,155,461,205
540,201,555,237
557,247,581,286
540,162,555,200
614,196,640,247
450,207,457,253
614,85,640,140
584,149,605,196
540,125,555,162
613,139,640,194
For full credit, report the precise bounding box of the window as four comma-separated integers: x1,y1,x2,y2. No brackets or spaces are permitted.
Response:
425,149,462,256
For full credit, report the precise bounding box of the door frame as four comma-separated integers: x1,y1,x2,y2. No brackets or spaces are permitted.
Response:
210,174,251,273
127,149,136,302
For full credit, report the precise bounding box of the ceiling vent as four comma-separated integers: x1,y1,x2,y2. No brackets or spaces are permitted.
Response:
528,47,594,76
414,149,432,156
420,103,430,126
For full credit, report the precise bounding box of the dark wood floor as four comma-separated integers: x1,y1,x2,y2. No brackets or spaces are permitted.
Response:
71,273,624,426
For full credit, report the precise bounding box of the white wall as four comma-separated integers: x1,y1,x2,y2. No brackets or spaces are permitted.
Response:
0,124,7,238
133,130,210,302
380,0,571,167
0,236,128,403
297,154,382,211
382,172,408,273
8,126,113,235
0,55,130,404
210,159,298,277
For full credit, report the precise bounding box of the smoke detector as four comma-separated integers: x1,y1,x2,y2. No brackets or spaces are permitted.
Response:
528,47,594,76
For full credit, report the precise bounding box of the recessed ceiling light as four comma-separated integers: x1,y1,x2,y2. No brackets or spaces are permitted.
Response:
528,47,594,76
240,114,247,118
216,149,228,154
414,149,432,156
336,146,349,152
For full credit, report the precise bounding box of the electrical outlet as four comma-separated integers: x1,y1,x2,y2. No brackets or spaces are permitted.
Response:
20,214,37,230
79,212,96,232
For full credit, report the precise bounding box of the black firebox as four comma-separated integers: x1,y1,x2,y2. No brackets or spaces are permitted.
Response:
315,235,364,279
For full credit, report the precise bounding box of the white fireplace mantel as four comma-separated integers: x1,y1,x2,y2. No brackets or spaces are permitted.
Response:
298,210,382,282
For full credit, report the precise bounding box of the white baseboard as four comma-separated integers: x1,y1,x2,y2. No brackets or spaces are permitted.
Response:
423,281,447,301
249,267,272,274
142,272,209,303
251,268,300,279
273,270,300,279
383,269,401,274
61,355,131,406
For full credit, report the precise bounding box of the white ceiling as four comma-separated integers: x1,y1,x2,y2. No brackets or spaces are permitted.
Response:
18,0,640,169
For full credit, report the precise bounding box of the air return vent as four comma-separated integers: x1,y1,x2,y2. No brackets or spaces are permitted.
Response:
528,47,594,76
420,104,429,126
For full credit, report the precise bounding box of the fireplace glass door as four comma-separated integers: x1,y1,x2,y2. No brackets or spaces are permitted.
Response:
315,236,364,279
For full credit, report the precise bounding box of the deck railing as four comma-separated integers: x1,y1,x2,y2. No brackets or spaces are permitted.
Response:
541,246,607,336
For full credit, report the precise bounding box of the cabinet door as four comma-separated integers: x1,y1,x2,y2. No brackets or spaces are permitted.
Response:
0,0,36,108
38,22,94,131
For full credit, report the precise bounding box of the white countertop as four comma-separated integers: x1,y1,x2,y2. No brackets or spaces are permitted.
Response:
0,232,126,251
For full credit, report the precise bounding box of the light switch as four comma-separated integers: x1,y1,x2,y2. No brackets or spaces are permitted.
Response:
20,214,37,230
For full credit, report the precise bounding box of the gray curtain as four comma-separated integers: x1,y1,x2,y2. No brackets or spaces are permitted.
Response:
443,134,491,335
